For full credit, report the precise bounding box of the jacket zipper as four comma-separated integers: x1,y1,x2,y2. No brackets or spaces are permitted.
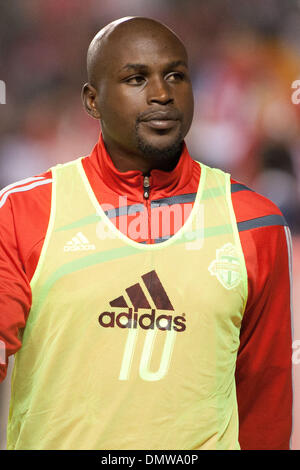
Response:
143,175,152,243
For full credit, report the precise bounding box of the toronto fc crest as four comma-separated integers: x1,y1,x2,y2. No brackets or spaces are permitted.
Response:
208,243,242,290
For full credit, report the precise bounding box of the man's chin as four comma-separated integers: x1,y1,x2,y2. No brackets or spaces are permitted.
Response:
136,132,184,164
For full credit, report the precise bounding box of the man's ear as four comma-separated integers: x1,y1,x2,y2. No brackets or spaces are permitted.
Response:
81,83,101,120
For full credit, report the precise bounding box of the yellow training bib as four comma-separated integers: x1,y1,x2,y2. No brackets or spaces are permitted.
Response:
7,158,247,450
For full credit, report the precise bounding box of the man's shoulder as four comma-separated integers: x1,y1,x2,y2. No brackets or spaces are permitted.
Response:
230,177,288,230
0,171,53,274
192,161,287,230
0,170,52,212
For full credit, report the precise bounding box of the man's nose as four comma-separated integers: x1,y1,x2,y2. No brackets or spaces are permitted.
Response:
147,77,173,105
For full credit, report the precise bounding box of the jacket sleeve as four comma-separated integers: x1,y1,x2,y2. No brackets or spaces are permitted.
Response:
0,196,32,382
236,224,293,449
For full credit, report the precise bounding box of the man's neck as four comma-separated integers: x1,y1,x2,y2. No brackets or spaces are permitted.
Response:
102,138,182,175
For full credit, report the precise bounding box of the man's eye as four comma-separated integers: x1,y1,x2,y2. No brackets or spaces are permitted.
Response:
125,76,145,85
166,72,184,82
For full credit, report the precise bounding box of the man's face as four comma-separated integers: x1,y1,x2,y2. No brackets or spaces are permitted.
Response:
90,26,194,165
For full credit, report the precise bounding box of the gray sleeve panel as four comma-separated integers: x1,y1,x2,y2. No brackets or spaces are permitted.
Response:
237,214,288,232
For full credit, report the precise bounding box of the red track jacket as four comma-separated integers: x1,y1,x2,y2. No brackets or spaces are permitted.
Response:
0,134,293,449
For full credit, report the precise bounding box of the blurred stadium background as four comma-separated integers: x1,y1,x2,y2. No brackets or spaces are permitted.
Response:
0,0,300,449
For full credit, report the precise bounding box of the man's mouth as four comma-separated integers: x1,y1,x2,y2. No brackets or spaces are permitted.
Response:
143,119,179,130
139,110,181,130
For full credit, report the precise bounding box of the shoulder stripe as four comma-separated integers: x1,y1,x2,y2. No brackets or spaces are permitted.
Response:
104,203,145,219
0,176,46,198
151,193,196,207
154,235,171,243
231,183,253,193
153,215,288,241
284,226,294,450
238,214,288,232
0,178,52,209
285,226,293,277
151,184,253,207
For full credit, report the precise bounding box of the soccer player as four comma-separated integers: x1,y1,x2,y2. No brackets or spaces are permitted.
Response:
0,17,293,450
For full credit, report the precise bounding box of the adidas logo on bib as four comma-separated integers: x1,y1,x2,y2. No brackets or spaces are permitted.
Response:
98,270,186,332
64,232,96,252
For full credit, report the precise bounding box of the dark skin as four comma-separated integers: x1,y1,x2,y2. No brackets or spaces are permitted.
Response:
82,17,194,175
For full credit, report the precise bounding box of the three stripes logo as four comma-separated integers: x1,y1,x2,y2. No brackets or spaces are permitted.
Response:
98,270,186,332
64,232,96,252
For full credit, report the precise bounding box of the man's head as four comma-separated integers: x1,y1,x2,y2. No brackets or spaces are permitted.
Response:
82,17,194,172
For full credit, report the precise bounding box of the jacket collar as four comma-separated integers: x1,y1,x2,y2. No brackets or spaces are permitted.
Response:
88,133,196,201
